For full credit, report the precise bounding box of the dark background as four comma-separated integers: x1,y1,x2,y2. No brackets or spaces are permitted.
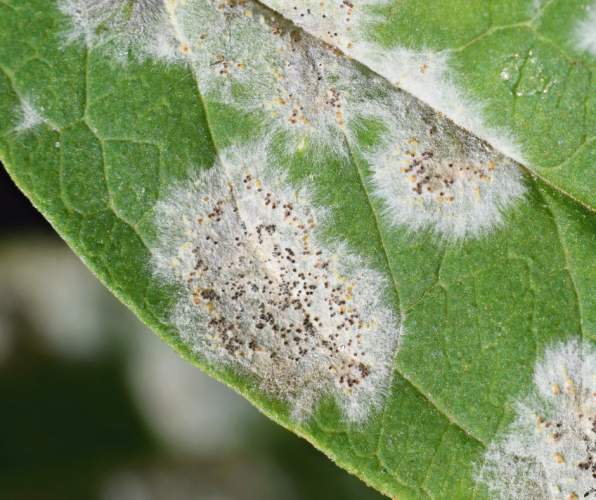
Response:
0,165,53,234
0,164,384,500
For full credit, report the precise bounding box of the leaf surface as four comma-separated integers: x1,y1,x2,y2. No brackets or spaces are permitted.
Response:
0,1,594,499
262,0,596,210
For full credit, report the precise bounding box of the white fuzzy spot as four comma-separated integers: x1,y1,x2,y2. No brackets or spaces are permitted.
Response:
476,339,596,500
341,44,525,165
263,0,387,49
169,1,526,240
164,0,389,155
59,0,181,62
532,0,547,15
574,2,596,56
151,141,400,422
14,98,45,132
60,0,389,154
500,69,511,81
256,1,529,239
365,95,526,240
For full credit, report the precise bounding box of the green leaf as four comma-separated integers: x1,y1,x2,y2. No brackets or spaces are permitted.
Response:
0,1,594,499
264,0,596,210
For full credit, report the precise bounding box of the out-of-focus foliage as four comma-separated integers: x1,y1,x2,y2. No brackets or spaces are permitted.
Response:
0,237,384,500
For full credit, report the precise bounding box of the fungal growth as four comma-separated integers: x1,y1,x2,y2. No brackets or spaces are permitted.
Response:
163,0,389,153
477,339,596,500
151,143,400,422
14,98,45,133
263,0,383,50
574,1,596,56
59,0,170,59
60,0,393,154
60,0,527,243
260,0,526,164
367,106,526,239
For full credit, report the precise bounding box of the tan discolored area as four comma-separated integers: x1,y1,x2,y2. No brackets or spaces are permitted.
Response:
266,0,381,50
400,146,496,203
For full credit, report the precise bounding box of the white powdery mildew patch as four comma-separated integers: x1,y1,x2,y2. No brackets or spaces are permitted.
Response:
574,2,596,57
60,0,526,240
531,0,549,16
58,0,180,61
353,46,526,163
59,0,390,154
367,106,526,240
14,98,45,133
477,339,596,500
164,0,389,154
262,0,526,164
260,1,528,239
151,142,400,422
263,0,387,49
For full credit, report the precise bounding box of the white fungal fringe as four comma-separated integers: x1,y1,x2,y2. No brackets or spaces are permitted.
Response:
574,1,596,56
476,339,596,500
262,0,526,165
13,98,45,133
151,140,400,422
366,96,526,240
59,0,178,61
59,0,528,241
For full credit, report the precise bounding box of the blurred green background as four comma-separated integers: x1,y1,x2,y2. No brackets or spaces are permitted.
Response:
0,164,384,500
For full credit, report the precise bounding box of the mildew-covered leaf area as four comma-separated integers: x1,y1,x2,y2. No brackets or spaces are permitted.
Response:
262,0,596,211
477,339,596,500
62,0,392,153
151,144,399,422
3,0,596,498
368,114,526,239
264,0,380,48
157,0,383,153
14,98,46,133
574,1,596,57
263,0,526,161
60,0,169,59
59,0,528,240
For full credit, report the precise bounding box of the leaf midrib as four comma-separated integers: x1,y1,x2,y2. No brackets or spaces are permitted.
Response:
253,0,596,215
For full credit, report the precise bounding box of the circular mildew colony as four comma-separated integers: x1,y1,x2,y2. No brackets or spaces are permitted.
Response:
369,119,526,240
151,143,400,422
